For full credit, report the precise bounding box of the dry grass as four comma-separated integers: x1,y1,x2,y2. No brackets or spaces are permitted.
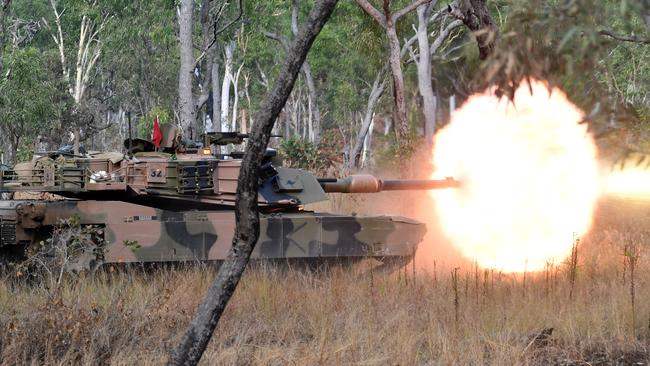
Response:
0,199,649,365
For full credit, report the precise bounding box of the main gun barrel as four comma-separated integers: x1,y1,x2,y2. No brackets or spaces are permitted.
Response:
319,175,459,193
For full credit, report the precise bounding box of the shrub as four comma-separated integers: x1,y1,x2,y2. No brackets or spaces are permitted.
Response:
279,131,343,176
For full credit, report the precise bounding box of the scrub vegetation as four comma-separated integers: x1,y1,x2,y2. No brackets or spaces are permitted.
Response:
0,198,648,365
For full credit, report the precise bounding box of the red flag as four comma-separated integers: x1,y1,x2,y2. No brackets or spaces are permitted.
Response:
152,115,162,148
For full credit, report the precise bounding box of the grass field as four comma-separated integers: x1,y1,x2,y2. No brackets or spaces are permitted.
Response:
0,198,649,365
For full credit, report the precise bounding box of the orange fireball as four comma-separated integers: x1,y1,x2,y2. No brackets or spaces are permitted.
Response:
430,79,600,272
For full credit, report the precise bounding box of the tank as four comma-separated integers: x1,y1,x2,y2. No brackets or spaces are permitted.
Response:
0,127,459,270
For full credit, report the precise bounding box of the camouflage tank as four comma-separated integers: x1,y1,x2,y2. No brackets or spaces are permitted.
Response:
0,126,459,269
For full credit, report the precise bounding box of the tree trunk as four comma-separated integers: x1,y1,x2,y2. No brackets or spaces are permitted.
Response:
243,73,252,132
361,113,375,167
355,0,433,146
231,63,243,132
168,1,338,364
415,4,437,145
350,10,443,168
292,0,321,142
9,134,19,165
0,0,9,76
449,0,497,60
46,1,107,156
178,0,195,133
264,0,322,143
385,24,408,141
220,40,235,132
351,67,387,168
200,0,216,133
212,62,221,132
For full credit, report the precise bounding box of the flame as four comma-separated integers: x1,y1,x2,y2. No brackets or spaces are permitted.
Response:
430,79,600,273
602,162,650,199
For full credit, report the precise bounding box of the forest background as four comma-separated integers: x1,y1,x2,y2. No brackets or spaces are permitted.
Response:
0,0,648,173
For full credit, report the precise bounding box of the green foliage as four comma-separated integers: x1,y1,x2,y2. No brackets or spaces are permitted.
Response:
479,0,648,108
123,240,141,253
15,215,105,290
0,0,647,166
279,131,343,176
0,47,64,162
375,130,422,170
136,106,171,139
473,0,649,158
15,146,34,163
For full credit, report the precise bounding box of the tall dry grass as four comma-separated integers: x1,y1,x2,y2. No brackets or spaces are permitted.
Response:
0,198,649,365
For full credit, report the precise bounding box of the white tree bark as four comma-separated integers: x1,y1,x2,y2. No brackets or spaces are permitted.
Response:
361,112,375,168
415,3,437,145
220,40,235,132
292,0,321,142
199,0,216,134
349,12,445,168
47,1,71,95
210,62,220,132
354,0,432,144
178,0,195,134
243,72,252,133
351,68,387,168
230,62,244,132
262,0,322,142
46,0,108,155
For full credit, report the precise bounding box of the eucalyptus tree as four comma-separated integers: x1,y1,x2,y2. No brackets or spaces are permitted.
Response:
412,1,463,144
354,0,431,145
43,0,110,155
98,1,178,143
350,3,463,166
264,0,322,142
0,0,10,75
177,0,193,134
177,0,242,138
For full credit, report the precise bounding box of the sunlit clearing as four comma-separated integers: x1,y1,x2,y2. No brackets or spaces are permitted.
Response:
430,79,599,273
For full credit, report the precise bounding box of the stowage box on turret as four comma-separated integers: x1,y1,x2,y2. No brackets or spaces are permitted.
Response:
0,127,459,270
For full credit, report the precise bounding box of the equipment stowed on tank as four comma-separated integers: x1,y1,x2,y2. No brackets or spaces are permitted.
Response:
0,126,459,270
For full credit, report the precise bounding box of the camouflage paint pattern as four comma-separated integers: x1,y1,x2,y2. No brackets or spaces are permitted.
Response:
0,200,423,263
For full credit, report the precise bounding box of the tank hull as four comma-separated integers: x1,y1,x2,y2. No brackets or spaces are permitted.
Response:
0,200,423,265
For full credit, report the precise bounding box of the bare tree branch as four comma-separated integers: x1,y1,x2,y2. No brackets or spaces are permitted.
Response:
214,0,243,36
355,0,387,28
263,31,290,50
194,0,243,68
430,19,463,54
392,0,432,22
598,29,650,45
351,64,388,167
448,0,497,60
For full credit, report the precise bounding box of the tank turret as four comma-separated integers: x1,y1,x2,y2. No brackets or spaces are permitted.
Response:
0,132,458,211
